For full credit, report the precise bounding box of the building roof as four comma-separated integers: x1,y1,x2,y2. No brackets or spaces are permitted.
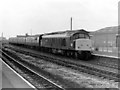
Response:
94,26,118,34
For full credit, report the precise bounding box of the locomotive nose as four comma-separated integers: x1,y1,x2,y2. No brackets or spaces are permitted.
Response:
75,39,92,51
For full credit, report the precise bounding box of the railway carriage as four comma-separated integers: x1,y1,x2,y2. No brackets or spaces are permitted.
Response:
9,37,18,45
9,35,26,46
25,35,40,47
41,29,92,59
90,26,120,58
17,36,26,45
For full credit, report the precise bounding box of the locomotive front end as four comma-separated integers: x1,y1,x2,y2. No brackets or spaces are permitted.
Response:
71,30,92,60
75,39,92,51
73,39,92,60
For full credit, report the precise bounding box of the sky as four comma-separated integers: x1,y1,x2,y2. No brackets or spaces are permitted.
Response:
0,0,119,38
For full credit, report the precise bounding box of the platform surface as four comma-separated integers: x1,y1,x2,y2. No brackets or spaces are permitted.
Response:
0,58,2,89
0,58,35,89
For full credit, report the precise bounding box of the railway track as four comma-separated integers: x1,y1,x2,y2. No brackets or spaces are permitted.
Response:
87,55,119,69
1,49,65,90
4,44,119,70
2,45,120,82
4,44,119,69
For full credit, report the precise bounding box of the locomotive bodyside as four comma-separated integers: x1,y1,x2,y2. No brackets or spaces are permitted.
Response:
41,33,69,50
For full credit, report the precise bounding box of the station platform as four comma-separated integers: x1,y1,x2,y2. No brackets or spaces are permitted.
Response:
0,58,36,90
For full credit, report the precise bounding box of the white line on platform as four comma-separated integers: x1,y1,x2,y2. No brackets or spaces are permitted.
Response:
1,59,37,89
93,54,120,59
2,51,64,89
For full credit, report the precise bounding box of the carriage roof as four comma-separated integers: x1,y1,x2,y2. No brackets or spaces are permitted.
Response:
17,34,41,37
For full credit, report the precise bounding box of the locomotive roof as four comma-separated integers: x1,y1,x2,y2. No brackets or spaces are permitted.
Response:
42,29,89,38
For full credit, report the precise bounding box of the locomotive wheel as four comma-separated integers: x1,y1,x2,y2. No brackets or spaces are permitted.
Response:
74,52,78,58
78,53,84,60
64,51,67,56
70,52,74,57
77,51,91,60
76,51,84,60
67,52,70,56
81,51,91,60
84,51,91,60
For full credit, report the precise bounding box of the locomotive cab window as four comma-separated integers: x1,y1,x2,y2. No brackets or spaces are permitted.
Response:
73,33,89,39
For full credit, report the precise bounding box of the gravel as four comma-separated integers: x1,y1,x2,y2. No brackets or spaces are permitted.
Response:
17,53,119,88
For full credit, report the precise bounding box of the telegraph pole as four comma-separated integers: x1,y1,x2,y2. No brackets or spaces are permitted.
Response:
70,17,72,30
2,32,3,38
2,32,3,41
1,32,3,47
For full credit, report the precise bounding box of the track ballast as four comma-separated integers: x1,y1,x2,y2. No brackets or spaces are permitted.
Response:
1,49,65,90
3,45,120,82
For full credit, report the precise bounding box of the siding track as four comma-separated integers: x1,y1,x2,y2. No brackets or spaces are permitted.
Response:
1,49,66,90
2,45,120,82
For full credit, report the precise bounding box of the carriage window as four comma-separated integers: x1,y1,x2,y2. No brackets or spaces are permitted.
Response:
116,35,120,47
35,37,37,40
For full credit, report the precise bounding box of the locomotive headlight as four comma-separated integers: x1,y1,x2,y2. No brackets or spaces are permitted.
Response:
91,47,94,50
71,43,73,47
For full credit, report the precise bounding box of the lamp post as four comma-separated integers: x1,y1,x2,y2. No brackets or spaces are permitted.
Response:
71,17,72,31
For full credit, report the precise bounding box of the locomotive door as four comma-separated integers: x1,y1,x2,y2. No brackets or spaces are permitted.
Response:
39,35,43,46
